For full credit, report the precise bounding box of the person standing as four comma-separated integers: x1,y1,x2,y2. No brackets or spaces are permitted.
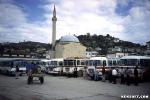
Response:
120,67,125,84
74,67,78,78
94,69,99,81
15,65,19,79
108,68,112,83
125,67,132,86
83,67,87,79
102,66,106,82
134,66,139,86
112,68,118,84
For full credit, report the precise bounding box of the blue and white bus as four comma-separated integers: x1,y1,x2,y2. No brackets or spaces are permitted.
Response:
0,58,27,76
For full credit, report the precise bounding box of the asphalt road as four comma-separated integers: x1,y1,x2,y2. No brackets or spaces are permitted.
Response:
0,74,150,100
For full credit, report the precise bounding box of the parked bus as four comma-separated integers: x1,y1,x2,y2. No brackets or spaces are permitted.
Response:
119,56,150,81
86,57,108,79
63,57,88,77
47,58,64,75
38,59,51,73
0,58,27,76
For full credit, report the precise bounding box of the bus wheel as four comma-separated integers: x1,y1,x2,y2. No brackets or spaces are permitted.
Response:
78,70,83,77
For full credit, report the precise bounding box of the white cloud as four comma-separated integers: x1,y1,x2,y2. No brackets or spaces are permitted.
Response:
0,2,51,43
122,3,150,43
0,0,149,44
43,0,124,40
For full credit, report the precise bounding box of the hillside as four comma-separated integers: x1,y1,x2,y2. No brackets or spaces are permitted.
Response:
78,33,146,54
0,41,51,55
0,34,146,55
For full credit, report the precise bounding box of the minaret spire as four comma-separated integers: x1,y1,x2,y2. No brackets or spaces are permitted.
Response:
53,4,56,17
52,4,57,49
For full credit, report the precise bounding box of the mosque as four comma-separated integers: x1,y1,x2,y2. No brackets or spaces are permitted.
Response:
51,5,86,58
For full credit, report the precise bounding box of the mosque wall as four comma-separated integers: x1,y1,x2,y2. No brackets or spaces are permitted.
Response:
54,43,86,58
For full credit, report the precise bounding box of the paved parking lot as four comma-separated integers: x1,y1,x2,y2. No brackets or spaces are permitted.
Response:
0,74,150,100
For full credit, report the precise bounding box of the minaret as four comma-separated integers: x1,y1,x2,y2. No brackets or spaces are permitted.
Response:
52,5,57,49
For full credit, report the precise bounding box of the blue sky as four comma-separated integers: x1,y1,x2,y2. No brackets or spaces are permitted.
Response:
0,0,150,44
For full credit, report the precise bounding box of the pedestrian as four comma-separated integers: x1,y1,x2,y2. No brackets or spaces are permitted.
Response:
112,67,118,84
120,67,125,84
83,66,87,79
108,68,112,83
94,69,99,81
102,66,106,82
74,67,78,78
134,66,139,86
15,65,19,79
125,67,132,86
60,67,63,76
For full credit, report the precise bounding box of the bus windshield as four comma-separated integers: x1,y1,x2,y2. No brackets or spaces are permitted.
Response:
13,60,27,67
121,59,138,66
93,60,101,66
86,60,102,66
64,60,75,66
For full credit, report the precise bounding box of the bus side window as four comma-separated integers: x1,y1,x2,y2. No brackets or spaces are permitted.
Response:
108,60,112,66
59,62,63,66
77,60,80,65
11,62,13,68
0,61,3,67
103,60,106,66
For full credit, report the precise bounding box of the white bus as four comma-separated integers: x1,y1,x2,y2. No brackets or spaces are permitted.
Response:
38,59,51,73
86,57,108,79
63,57,88,77
47,58,64,75
0,58,27,76
120,56,150,81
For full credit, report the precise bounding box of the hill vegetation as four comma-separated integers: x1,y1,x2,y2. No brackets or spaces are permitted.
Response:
78,33,145,54
0,34,146,55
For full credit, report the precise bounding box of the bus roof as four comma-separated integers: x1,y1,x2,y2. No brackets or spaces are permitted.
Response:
40,59,51,62
0,58,40,61
0,58,22,61
65,57,89,60
90,57,107,60
121,56,150,60
50,58,64,61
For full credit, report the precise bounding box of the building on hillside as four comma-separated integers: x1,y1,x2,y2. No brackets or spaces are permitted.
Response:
85,51,98,58
113,38,120,43
107,52,129,58
108,46,123,53
145,41,150,55
146,41,150,50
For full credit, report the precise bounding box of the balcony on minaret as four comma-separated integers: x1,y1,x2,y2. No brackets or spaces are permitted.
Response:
52,17,57,21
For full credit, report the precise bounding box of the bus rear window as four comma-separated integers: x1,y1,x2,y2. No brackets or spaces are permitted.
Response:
140,59,150,67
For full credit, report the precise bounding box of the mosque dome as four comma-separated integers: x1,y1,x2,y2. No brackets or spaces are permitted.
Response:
60,35,79,43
